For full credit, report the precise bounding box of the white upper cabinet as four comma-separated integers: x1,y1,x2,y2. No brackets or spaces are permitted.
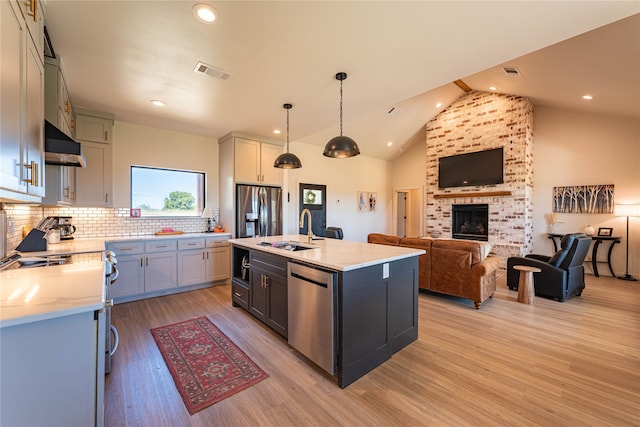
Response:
75,113,112,144
0,0,45,202
231,137,283,186
74,109,114,206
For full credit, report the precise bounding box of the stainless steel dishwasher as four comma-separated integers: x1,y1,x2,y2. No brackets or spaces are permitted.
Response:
287,261,337,375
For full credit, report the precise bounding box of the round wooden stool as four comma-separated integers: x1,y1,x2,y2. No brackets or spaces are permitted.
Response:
513,265,541,304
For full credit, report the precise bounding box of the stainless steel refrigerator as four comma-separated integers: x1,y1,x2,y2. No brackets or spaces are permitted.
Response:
236,184,283,238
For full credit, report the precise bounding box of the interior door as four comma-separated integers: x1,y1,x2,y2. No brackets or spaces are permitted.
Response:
299,183,326,237
397,192,407,237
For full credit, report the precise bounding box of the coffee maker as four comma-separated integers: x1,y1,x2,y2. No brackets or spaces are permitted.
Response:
56,216,76,240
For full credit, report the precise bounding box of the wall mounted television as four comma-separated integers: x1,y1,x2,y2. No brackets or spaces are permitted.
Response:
438,147,504,188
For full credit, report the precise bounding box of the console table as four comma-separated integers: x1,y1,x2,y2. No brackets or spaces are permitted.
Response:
547,234,621,277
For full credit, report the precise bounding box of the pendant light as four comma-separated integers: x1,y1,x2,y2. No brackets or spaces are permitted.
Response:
273,103,302,169
323,72,360,158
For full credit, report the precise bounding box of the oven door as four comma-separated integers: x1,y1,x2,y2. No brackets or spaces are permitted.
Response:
105,260,119,374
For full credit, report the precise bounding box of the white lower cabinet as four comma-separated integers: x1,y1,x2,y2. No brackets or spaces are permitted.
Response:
108,236,230,302
178,238,206,287
107,241,145,299
107,240,177,297
0,310,105,427
178,238,231,286
145,250,178,292
206,240,231,282
114,252,145,297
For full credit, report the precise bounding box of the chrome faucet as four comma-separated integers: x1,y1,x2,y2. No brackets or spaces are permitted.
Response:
299,208,313,244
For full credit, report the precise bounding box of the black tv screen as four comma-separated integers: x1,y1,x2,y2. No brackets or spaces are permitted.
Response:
438,147,504,188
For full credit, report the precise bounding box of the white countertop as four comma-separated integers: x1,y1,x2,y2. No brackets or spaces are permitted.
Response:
2,232,232,329
104,232,232,243
229,235,425,272
0,259,106,328
19,232,232,257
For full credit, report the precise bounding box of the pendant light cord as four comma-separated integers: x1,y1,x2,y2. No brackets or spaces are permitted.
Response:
339,78,343,136
286,107,290,152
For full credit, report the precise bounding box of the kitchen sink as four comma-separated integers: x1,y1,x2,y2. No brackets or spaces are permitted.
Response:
257,241,316,251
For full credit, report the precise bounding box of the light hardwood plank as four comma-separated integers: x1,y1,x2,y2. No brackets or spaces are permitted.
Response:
105,272,640,426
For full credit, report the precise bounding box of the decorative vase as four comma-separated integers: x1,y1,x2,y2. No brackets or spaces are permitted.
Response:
584,225,595,236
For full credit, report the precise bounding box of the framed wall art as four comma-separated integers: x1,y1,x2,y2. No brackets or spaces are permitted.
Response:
552,184,614,213
358,191,377,212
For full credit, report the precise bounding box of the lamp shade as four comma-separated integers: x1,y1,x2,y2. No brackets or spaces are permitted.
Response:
324,72,360,159
274,152,302,169
274,103,302,169
323,135,360,158
201,206,215,218
615,203,640,217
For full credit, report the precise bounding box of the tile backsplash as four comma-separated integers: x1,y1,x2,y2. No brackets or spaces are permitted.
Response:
1,204,220,253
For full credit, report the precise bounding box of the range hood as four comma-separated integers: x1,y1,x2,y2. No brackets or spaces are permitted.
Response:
44,120,86,167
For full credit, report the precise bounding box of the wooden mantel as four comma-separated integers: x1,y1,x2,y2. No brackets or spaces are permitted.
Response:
433,191,512,199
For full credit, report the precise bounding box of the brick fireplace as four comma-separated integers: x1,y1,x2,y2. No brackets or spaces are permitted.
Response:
425,91,534,266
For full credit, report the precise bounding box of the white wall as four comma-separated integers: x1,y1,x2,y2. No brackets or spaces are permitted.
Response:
391,142,426,236
111,121,219,209
391,142,426,191
282,142,391,242
532,106,640,276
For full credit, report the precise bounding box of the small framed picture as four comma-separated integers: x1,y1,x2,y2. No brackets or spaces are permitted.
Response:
597,227,613,237
130,208,141,218
357,191,368,213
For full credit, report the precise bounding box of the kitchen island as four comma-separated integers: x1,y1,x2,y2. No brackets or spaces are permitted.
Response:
229,235,425,388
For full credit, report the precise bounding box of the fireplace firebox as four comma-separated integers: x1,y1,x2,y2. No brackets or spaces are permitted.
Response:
452,204,488,241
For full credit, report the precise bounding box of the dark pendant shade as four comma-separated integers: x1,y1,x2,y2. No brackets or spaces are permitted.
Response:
274,103,302,169
324,71,360,158
274,152,302,169
323,135,360,158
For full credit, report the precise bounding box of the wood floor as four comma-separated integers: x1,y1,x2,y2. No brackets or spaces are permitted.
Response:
105,271,640,427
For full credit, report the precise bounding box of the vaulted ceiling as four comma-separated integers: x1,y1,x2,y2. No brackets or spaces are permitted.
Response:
42,1,639,160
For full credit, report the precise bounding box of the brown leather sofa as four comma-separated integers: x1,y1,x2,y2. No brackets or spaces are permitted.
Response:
367,233,501,309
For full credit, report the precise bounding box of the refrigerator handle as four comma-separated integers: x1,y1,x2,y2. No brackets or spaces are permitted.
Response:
259,187,267,236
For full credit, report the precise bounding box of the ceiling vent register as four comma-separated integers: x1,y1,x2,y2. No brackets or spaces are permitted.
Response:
193,62,233,80
502,66,522,76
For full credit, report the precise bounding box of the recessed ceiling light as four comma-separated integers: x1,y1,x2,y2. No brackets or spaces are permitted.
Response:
387,141,393,147
489,86,497,91
582,95,593,100
273,129,281,134
149,99,166,107
192,4,218,24
436,102,442,108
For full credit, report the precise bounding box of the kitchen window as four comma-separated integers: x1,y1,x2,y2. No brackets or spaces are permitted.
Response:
130,166,205,217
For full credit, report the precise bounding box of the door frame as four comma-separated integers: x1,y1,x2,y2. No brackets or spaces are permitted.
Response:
299,183,327,237
393,187,424,237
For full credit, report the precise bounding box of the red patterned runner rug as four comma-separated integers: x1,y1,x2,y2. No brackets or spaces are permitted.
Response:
151,316,268,414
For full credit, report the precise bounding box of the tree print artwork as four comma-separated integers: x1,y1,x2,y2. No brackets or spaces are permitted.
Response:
552,184,614,213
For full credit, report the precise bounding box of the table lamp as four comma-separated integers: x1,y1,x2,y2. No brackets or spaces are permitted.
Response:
614,203,640,281
201,206,216,232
